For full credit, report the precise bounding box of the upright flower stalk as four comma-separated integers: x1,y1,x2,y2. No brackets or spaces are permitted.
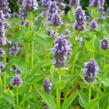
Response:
52,35,72,67
73,7,86,31
52,35,72,109
20,0,38,25
83,59,99,101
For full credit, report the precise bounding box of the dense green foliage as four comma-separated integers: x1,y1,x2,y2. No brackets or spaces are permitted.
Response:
1,0,109,109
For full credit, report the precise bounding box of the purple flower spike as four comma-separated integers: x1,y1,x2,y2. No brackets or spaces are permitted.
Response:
90,20,98,31
22,0,38,11
48,2,58,14
73,7,86,31
100,38,109,50
0,0,11,19
42,0,51,8
83,59,99,82
47,30,55,37
69,0,80,6
43,78,52,94
100,0,105,8
89,0,101,8
50,12,63,27
53,35,72,67
0,10,5,38
9,43,19,55
11,75,23,86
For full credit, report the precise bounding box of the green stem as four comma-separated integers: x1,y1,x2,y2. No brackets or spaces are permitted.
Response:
56,71,61,109
89,84,91,102
31,41,34,69
24,43,29,80
16,87,19,109
3,52,6,90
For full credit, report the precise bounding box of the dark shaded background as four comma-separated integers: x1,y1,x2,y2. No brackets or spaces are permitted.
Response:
9,0,109,12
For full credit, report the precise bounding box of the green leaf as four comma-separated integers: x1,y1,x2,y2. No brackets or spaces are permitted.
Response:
86,96,102,109
62,92,78,109
1,91,15,105
78,91,88,108
85,40,94,53
36,89,56,109
99,95,108,109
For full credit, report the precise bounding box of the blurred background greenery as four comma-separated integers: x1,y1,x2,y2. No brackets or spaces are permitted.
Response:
9,0,109,13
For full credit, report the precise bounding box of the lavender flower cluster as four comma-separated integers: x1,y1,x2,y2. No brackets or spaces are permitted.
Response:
42,78,52,109
10,66,23,87
0,0,11,19
11,74,23,86
100,38,109,50
73,7,86,31
47,1,63,27
53,35,72,67
22,0,38,12
9,43,19,55
90,20,98,31
42,0,51,8
19,0,38,26
43,78,52,94
69,0,80,6
83,59,99,82
89,0,101,8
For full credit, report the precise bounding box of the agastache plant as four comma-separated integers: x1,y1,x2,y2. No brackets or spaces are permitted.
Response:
42,78,52,109
89,0,101,8
0,0,11,19
83,59,99,82
42,0,51,8
47,1,63,27
69,0,80,6
22,0,38,12
9,42,19,55
73,7,86,31
48,1,58,14
52,35,72,67
100,38,109,50
43,78,52,94
99,0,105,20
100,0,105,8
50,12,63,26
20,0,38,25
0,10,6,74
0,10,5,38
47,30,55,37
90,20,98,31
11,74,23,86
